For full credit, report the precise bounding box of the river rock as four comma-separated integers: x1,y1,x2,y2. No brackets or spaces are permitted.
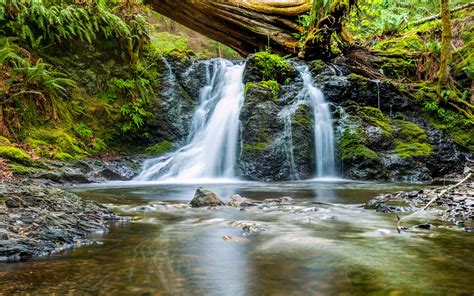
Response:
227,194,257,207
0,184,120,261
189,187,224,207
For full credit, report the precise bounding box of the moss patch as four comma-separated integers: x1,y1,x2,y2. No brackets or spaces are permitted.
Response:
24,128,88,159
243,142,269,151
339,129,379,161
392,120,432,157
145,140,174,156
359,106,393,136
252,51,293,82
0,145,33,164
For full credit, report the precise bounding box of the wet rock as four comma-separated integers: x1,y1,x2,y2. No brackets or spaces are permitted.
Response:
190,187,223,207
232,221,266,234
227,194,257,207
0,184,119,261
5,197,21,208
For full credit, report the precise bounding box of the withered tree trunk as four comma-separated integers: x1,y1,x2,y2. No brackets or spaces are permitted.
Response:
147,0,310,57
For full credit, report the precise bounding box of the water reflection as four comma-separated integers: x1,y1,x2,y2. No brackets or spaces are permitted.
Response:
1,181,472,295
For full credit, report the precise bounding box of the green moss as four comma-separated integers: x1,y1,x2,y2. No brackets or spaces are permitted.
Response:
394,142,432,158
24,128,88,159
53,152,75,160
359,106,393,135
145,140,174,156
0,136,10,145
392,120,432,157
253,51,292,81
339,129,379,160
0,145,32,164
309,60,326,75
9,164,39,175
243,142,269,151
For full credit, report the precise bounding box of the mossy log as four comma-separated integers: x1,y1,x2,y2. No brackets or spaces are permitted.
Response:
146,0,356,59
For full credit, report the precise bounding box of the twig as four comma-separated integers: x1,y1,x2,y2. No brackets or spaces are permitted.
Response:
396,172,472,233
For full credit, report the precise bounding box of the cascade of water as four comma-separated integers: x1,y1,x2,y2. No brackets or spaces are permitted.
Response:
279,102,303,180
296,65,336,177
135,59,245,181
373,79,381,110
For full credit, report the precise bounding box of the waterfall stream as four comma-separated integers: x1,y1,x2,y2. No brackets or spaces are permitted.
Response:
136,60,335,181
135,59,245,181
297,65,336,177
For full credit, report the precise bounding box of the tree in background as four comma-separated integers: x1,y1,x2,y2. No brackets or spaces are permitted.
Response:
438,0,452,90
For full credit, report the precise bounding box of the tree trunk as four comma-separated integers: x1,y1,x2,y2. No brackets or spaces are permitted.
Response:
146,0,310,57
146,0,356,59
438,0,452,89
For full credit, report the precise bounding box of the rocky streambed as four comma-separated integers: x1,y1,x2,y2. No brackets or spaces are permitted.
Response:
0,183,122,261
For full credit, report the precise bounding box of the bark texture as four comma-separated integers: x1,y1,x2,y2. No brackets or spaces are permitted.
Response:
439,0,452,88
147,0,310,56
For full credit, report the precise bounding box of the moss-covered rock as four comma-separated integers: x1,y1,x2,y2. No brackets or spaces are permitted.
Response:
392,120,432,158
24,129,88,159
0,145,33,165
145,140,174,156
244,52,297,84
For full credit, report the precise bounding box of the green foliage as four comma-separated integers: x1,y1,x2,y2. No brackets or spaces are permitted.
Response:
8,163,39,175
0,0,149,51
253,51,291,81
25,128,87,159
145,140,173,156
0,38,77,134
0,145,32,164
348,0,467,41
422,99,474,151
259,80,280,104
73,123,93,138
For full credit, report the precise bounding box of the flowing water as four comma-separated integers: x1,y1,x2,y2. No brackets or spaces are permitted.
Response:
136,59,245,181
297,65,336,177
1,181,473,295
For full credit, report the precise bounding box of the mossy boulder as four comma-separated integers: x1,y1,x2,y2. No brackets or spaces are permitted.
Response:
244,52,297,84
0,145,33,165
24,129,88,160
145,140,174,156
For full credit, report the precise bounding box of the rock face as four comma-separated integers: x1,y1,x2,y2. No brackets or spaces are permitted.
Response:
11,157,143,185
189,187,224,207
145,56,203,145
0,185,119,260
237,55,471,182
238,55,314,181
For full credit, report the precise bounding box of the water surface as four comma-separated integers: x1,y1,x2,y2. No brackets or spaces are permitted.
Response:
1,181,472,295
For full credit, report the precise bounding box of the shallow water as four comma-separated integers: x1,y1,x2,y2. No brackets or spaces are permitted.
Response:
1,181,473,295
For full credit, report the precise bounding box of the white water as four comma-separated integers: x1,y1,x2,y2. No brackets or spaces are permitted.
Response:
135,59,245,181
297,65,336,177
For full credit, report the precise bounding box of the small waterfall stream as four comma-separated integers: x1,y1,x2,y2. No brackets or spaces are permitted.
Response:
135,59,245,181
297,65,336,177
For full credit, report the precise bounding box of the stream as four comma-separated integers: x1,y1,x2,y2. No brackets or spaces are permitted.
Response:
1,180,473,295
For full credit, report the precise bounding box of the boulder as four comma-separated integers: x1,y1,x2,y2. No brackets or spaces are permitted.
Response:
189,187,223,207
227,194,257,207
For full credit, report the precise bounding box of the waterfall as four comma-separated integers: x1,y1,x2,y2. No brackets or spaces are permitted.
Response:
296,65,336,177
135,59,245,181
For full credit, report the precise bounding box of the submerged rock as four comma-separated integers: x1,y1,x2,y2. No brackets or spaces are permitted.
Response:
189,187,224,207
